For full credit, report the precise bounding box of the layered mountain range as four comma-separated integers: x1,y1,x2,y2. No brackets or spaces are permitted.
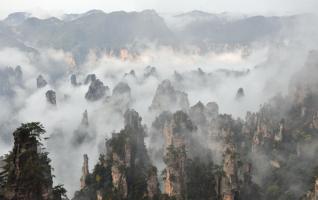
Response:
0,10,300,64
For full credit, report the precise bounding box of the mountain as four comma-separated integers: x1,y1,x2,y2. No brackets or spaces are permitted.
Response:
3,12,31,26
0,10,301,64
2,10,176,64
0,21,36,52
172,11,294,51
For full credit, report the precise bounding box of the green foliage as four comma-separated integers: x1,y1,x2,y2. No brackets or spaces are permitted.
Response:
186,157,218,200
53,184,68,200
109,131,128,159
1,123,52,190
163,145,186,165
0,122,65,200
265,184,280,199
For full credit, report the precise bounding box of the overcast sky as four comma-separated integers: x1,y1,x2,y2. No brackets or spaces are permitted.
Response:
0,0,317,18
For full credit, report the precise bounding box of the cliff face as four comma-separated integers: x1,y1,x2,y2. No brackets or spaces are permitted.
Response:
163,111,196,149
163,145,187,200
80,154,89,190
85,79,109,101
107,109,159,199
162,111,195,200
220,144,239,200
73,109,159,200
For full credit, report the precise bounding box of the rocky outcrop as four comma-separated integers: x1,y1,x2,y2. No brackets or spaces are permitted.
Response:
0,156,5,189
206,102,219,120
163,145,187,200
188,101,220,142
105,109,159,199
0,66,23,97
46,90,57,105
108,82,132,113
144,66,158,79
149,80,189,113
124,70,136,79
80,154,89,190
189,101,206,126
85,79,109,101
189,101,219,124
81,110,89,126
236,87,245,100
37,74,48,88
0,123,66,200
70,74,78,86
72,110,95,145
14,65,23,85
274,119,285,142
303,178,318,200
163,111,195,150
220,143,239,200
312,111,318,129
162,111,195,200
147,167,160,200
84,74,96,85
73,110,159,200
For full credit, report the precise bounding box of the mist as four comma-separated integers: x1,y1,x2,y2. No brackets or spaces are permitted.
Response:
0,8,317,199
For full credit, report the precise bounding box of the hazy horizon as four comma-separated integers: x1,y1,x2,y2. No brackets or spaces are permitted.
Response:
0,0,317,19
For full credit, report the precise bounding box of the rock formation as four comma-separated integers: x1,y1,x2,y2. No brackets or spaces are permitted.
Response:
162,111,195,150
108,82,132,113
84,74,96,85
0,65,24,97
106,110,157,199
163,145,187,200
0,123,66,200
73,110,159,200
37,74,48,88
189,101,207,126
303,178,318,200
80,154,89,190
124,70,136,79
236,87,245,100
46,90,57,105
70,74,78,86
220,143,239,200
72,110,95,145
85,79,108,101
14,65,23,85
149,80,189,113
162,111,195,200
147,166,160,200
206,102,219,120
144,66,158,78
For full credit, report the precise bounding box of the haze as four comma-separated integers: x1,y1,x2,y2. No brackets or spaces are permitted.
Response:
0,0,317,18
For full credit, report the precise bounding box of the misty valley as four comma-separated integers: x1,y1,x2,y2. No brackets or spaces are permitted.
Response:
0,9,318,200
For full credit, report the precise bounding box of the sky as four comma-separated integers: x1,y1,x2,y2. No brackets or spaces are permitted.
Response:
0,0,317,19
